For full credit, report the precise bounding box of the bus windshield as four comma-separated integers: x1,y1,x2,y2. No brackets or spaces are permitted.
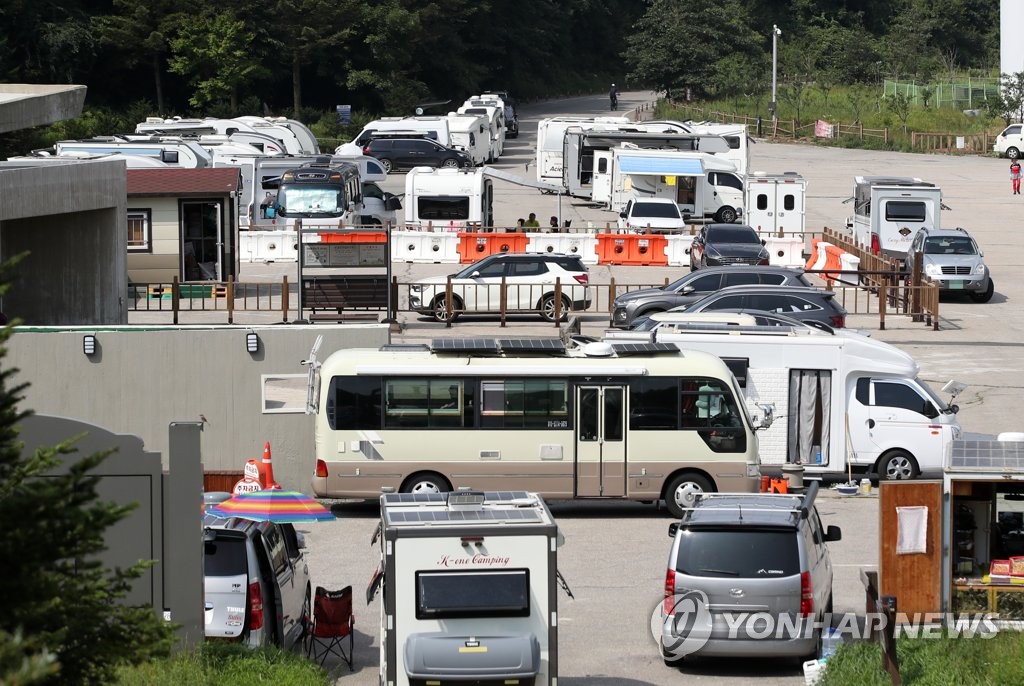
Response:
278,186,344,216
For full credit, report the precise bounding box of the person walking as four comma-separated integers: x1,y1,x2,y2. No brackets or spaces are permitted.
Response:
1012,159,1021,195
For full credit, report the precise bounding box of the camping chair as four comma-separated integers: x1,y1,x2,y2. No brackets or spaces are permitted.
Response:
306,585,354,670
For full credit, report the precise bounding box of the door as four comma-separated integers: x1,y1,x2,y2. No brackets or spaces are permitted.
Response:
778,183,804,233
592,151,613,205
675,176,698,218
746,181,777,231
181,200,223,281
563,132,583,196
704,172,724,214
575,385,626,497
866,378,942,464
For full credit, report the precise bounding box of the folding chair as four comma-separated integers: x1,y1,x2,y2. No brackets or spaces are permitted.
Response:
306,585,354,670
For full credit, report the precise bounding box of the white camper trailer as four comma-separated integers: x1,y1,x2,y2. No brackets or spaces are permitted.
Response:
686,122,751,175
745,171,807,235
606,316,963,479
233,115,318,154
458,100,505,161
845,176,944,261
533,116,635,184
135,118,288,155
54,136,213,168
445,112,491,166
368,490,566,686
404,167,494,229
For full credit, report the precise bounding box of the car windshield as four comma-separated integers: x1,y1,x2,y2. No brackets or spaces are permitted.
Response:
917,377,950,411
631,316,657,331
633,202,680,219
707,226,759,244
455,257,499,278
675,528,799,578
923,236,976,255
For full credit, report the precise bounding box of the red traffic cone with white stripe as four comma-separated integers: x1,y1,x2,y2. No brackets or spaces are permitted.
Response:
260,441,280,489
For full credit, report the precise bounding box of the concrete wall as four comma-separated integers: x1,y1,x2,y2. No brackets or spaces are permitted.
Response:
0,159,127,325
7,324,391,491
0,84,86,133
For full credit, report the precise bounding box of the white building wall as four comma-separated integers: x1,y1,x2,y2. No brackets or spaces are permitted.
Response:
1002,1,1024,79
744,367,790,465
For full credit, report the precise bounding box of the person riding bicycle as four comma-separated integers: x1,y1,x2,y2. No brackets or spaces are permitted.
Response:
609,83,618,110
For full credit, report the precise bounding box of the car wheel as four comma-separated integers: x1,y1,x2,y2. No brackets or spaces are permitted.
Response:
401,472,451,495
715,206,737,223
441,158,460,169
662,642,686,668
300,586,311,645
431,295,462,323
1008,147,1020,160
540,293,572,322
879,450,919,480
664,473,714,519
969,278,994,303
379,158,394,174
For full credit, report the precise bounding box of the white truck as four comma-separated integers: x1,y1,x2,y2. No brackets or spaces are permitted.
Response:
605,315,964,479
745,171,807,235
404,166,494,229
845,175,944,262
367,490,568,686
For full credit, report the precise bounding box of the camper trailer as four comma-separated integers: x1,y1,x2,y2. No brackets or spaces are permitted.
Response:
404,167,494,229
457,100,505,161
135,118,288,155
606,316,963,479
745,172,807,235
533,116,635,185
445,112,492,166
845,176,944,262
54,136,213,168
233,115,317,154
368,490,566,686
686,122,751,175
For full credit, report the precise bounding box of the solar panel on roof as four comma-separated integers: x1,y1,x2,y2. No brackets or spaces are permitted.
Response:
431,338,499,354
388,508,542,524
498,338,566,354
948,440,1024,472
609,342,679,356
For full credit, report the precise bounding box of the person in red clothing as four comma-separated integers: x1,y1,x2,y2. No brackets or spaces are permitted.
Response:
1012,159,1021,195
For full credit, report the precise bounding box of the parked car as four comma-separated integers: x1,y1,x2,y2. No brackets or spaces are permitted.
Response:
618,198,687,233
669,284,848,328
409,252,592,322
660,484,841,664
362,138,473,173
688,223,770,271
625,308,837,334
906,226,993,303
993,123,1024,159
611,266,811,328
203,513,310,650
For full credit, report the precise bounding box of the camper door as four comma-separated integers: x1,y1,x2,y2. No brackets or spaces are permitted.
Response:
563,131,584,197
592,151,613,205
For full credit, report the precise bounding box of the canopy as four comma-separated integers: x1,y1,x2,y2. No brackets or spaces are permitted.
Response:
618,155,703,176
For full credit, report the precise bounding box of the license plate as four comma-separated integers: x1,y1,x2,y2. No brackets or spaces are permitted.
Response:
948,280,965,289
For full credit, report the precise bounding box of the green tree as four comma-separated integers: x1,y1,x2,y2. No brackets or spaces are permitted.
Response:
884,90,912,133
994,71,1024,125
0,258,176,684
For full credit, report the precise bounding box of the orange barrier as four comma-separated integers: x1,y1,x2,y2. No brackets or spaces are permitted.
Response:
318,231,387,244
805,238,823,270
457,232,530,263
769,477,789,494
821,244,845,287
596,233,669,266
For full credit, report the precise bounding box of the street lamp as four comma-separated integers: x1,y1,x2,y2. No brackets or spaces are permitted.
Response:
771,24,782,122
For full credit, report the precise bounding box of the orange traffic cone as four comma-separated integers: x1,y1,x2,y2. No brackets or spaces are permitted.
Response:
260,441,280,489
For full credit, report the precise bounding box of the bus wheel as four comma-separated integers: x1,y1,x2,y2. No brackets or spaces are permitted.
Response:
401,472,451,495
664,473,714,519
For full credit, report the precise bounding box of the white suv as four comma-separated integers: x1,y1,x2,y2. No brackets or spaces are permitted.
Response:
993,124,1024,159
409,252,591,322
618,198,687,233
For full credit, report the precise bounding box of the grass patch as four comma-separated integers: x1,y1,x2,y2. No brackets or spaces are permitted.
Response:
820,630,1024,685
114,642,329,686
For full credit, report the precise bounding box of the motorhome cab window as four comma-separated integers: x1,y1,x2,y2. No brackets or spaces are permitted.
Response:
885,201,926,222
415,569,531,619
418,196,470,221
631,377,746,453
709,172,743,190
856,378,939,418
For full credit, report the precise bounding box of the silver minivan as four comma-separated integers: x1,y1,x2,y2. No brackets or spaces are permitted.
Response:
660,483,841,666
203,514,310,649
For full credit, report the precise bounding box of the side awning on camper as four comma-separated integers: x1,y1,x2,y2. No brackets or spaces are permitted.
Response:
618,155,703,176
482,166,564,193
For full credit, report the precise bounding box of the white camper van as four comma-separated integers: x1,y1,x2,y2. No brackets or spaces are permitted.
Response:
404,167,494,229
535,116,632,184
745,171,807,235
367,490,567,686
233,115,319,154
445,112,491,166
845,176,944,262
607,316,963,479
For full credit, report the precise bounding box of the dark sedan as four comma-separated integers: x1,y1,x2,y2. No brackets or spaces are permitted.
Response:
610,266,811,329
688,223,770,271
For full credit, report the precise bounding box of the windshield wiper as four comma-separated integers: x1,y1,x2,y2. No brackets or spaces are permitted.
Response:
697,568,739,576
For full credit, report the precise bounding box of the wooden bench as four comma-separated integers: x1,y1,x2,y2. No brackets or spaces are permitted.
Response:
301,276,389,322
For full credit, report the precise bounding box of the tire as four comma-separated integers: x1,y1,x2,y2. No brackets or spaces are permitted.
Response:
662,642,686,668
299,586,311,646
715,206,737,223
1008,147,1020,160
539,293,572,322
441,158,460,169
969,278,994,303
400,471,451,495
879,450,919,480
430,295,462,323
664,472,714,519
379,158,394,173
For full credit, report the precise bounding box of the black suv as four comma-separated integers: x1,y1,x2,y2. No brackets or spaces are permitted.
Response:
672,284,848,328
363,138,473,173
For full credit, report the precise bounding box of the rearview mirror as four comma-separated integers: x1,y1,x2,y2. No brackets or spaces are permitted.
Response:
619,212,627,218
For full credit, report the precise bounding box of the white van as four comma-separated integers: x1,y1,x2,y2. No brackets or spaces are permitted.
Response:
993,123,1024,159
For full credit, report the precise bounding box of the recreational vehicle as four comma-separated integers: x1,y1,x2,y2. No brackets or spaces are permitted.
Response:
686,122,751,175
457,100,505,161
445,112,491,166
309,339,773,518
270,158,400,230
135,118,288,155
54,136,213,168
367,490,567,686
607,316,963,479
404,167,494,229
350,117,452,148
8,151,172,168
845,176,944,262
234,115,319,154
745,171,807,235
533,116,631,184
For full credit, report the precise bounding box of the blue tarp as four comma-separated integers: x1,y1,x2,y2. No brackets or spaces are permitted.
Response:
618,155,703,176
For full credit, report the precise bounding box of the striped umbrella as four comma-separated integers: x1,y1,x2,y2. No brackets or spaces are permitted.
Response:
207,489,336,523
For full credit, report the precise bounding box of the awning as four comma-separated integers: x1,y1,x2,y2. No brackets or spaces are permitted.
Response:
618,155,703,176
482,166,564,193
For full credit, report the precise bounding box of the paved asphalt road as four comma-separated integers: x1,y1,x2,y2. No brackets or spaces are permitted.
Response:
266,89,1021,685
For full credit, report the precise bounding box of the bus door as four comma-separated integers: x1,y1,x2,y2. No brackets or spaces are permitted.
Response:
575,385,626,497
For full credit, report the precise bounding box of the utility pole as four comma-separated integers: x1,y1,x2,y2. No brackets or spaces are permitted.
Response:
771,24,782,123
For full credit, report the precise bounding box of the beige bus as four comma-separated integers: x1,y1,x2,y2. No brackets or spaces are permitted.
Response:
310,338,772,517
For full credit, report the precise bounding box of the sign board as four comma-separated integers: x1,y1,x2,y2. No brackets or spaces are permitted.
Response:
336,104,352,125
303,242,388,268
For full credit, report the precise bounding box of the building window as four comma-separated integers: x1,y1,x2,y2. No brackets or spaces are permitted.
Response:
127,209,151,252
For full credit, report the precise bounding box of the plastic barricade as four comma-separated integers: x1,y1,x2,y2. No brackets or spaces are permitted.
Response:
239,231,258,263
392,230,461,263
836,251,860,286
257,232,285,262
596,233,669,266
239,230,291,263
457,232,530,263
525,234,599,264
764,236,805,268
665,234,696,267
318,230,387,244
805,239,828,271
281,234,301,262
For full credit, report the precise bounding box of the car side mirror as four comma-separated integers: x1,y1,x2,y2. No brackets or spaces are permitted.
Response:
385,196,403,211
470,270,481,278
761,239,766,246
668,523,678,537
685,248,691,254
681,285,694,294
824,525,842,542
619,212,627,218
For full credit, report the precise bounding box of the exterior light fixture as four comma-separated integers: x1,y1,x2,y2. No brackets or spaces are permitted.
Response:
83,334,97,356
246,331,259,353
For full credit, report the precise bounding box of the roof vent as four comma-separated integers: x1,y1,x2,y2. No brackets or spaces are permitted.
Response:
582,342,614,357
